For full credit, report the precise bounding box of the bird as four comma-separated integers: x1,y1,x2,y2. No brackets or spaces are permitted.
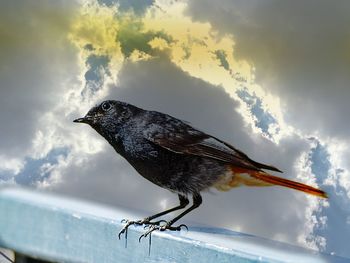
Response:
74,100,327,239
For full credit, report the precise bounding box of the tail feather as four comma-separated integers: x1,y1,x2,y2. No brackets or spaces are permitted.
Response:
230,167,328,198
250,171,328,198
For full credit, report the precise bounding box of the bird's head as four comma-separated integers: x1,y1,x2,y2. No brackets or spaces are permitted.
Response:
73,100,139,134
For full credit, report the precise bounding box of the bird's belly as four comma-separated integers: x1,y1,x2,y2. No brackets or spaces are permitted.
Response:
129,153,227,195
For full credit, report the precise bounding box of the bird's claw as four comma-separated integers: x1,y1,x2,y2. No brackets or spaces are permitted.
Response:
118,219,140,240
118,223,129,240
143,219,167,229
164,224,188,231
119,218,169,239
139,225,158,242
139,223,188,242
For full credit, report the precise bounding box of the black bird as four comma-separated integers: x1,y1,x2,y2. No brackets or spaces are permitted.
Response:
74,100,327,239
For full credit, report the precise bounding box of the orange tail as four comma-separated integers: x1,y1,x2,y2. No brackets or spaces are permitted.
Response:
231,167,328,198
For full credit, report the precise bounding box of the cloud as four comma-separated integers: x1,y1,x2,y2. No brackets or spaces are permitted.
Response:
0,1,80,160
186,0,350,140
0,0,111,186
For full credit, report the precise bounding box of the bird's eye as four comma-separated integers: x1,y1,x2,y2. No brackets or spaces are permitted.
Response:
101,101,112,112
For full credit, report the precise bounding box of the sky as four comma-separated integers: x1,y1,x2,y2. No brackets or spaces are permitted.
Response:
1,0,350,258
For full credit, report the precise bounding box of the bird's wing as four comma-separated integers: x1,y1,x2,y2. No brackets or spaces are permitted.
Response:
143,118,281,172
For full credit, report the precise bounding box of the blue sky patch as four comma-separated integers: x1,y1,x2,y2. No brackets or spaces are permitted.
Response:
97,0,154,14
82,54,110,96
14,148,69,186
236,88,278,137
308,139,350,254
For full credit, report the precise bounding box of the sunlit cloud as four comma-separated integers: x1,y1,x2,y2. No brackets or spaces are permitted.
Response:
69,0,291,144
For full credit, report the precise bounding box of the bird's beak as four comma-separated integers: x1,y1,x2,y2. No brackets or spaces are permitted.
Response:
73,115,93,124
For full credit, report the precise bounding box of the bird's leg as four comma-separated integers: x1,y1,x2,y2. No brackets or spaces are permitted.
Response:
118,194,189,240
161,193,202,230
139,194,202,240
143,194,189,226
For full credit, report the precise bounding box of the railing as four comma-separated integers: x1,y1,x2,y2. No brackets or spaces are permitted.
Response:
0,188,347,263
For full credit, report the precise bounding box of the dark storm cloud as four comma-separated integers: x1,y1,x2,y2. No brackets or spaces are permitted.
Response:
186,0,350,140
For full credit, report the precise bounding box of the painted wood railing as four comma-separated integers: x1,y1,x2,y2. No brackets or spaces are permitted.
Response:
0,188,347,263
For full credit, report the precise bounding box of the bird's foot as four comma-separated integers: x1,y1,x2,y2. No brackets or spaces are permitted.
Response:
139,223,188,242
118,218,167,240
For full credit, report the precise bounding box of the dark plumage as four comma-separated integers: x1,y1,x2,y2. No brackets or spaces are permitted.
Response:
74,100,327,238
